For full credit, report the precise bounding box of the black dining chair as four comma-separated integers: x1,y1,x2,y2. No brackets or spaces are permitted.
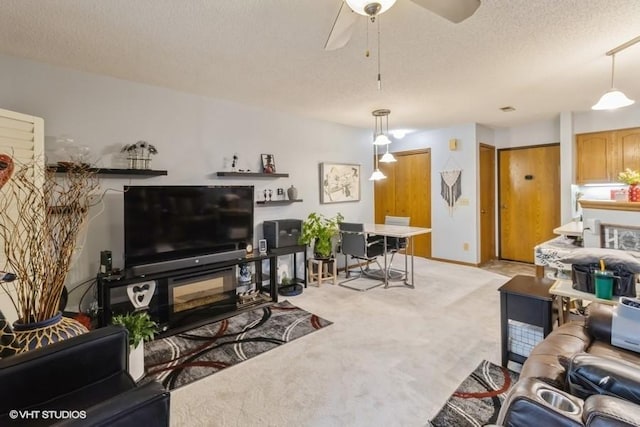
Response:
338,222,386,291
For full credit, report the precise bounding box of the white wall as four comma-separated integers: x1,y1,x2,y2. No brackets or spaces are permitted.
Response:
391,123,478,264
573,104,640,134
494,116,560,148
0,54,373,318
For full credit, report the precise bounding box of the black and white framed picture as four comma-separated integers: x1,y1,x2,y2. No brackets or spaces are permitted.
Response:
319,162,360,204
601,223,640,253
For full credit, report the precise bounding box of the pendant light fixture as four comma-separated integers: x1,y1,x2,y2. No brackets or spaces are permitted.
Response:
369,109,394,180
592,35,640,110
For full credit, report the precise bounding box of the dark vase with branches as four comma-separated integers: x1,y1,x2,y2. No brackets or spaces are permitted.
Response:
0,159,98,353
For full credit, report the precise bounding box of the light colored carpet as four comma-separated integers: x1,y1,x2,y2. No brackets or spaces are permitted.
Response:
169,256,510,427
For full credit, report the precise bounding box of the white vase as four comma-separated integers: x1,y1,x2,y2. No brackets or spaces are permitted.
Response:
129,342,145,381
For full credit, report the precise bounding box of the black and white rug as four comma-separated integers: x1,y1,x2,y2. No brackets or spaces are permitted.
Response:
429,360,519,427
143,300,332,390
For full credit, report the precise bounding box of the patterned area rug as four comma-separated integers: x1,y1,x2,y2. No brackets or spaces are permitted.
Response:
142,301,332,390
429,360,519,426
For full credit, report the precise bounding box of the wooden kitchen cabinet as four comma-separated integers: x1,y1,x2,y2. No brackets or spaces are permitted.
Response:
576,127,640,184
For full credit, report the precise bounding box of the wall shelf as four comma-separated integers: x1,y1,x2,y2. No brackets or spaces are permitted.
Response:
216,171,289,178
256,199,303,206
49,165,168,177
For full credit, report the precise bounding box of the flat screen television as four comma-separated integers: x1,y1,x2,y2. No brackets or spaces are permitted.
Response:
123,185,254,273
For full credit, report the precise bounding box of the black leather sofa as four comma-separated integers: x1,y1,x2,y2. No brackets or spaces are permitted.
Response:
0,325,170,426
498,303,640,426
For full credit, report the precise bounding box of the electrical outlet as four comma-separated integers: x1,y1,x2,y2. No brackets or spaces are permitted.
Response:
458,198,469,206
463,242,469,251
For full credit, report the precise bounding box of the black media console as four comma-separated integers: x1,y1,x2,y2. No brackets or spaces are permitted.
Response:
98,253,279,336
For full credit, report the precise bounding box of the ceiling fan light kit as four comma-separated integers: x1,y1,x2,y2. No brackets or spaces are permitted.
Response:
325,0,481,51
592,35,640,111
345,0,396,16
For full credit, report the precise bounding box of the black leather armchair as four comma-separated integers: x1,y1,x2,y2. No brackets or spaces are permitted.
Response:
0,325,170,427
498,304,640,426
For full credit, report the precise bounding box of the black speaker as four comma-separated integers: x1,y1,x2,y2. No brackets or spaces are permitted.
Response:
100,250,112,275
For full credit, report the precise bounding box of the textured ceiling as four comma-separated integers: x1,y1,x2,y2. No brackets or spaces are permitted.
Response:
1,0,640,131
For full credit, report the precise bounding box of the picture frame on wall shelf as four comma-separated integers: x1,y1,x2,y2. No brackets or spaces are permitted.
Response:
319,162,360,204
261,154,276,174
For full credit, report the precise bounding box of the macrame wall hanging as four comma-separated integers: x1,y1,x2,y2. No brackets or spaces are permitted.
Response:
440,169,462,217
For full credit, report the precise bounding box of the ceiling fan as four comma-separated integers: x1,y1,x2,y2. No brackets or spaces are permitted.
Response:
324,0,481,51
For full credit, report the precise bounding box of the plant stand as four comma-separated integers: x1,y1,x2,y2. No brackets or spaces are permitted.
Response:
307,258,337,286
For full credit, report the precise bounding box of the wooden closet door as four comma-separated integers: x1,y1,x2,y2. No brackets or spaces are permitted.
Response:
374,149,431,258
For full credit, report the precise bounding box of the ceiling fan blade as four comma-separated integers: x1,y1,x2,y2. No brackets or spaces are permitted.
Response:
410,0,481,23
324,2,359,51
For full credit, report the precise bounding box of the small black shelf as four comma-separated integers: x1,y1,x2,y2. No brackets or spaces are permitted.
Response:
49,165,167,177
256,199,303,206
216,171,289,178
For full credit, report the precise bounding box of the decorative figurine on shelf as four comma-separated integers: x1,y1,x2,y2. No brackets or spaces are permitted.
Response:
238,263,252,284
263,189,268,201
261,154,276,174
268,189,273,201
231,153,238,172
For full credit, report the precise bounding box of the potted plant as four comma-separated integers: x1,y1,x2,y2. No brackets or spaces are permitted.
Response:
0,159,98,353
112,311,157,381
618,168,640,202
299,212,344,259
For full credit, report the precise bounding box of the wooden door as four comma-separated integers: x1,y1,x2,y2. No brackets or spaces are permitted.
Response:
499,145,560,263
374,149,431,258
479,144,496,264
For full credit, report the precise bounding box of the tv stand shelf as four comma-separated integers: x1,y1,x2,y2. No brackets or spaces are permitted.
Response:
216,171,289,178
97,253,279,336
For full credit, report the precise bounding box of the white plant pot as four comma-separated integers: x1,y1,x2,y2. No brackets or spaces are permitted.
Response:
129,343,145,381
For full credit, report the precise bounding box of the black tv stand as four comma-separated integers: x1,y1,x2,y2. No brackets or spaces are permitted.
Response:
98,253,279,336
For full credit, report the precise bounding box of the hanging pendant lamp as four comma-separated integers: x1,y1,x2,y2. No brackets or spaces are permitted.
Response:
592,49,635,110
370,109,394,179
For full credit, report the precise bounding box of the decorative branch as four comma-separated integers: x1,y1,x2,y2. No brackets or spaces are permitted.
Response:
0,159,98,322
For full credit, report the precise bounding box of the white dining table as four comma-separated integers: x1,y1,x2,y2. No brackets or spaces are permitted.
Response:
363,223,432,288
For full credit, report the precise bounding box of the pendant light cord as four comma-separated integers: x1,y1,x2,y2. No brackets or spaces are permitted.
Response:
610,54,616,89
377,17,382,90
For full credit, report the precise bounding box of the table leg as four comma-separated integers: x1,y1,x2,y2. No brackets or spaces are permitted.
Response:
500,292,508,367
383,235,389,288
409,236,415,288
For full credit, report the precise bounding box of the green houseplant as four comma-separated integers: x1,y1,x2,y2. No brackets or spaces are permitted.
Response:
112,311,157,381
112,311,157,348
299,212,344,259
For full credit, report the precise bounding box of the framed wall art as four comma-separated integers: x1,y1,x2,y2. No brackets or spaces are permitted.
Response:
261,154,276,173
600,223,640,253
319,162,360,204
